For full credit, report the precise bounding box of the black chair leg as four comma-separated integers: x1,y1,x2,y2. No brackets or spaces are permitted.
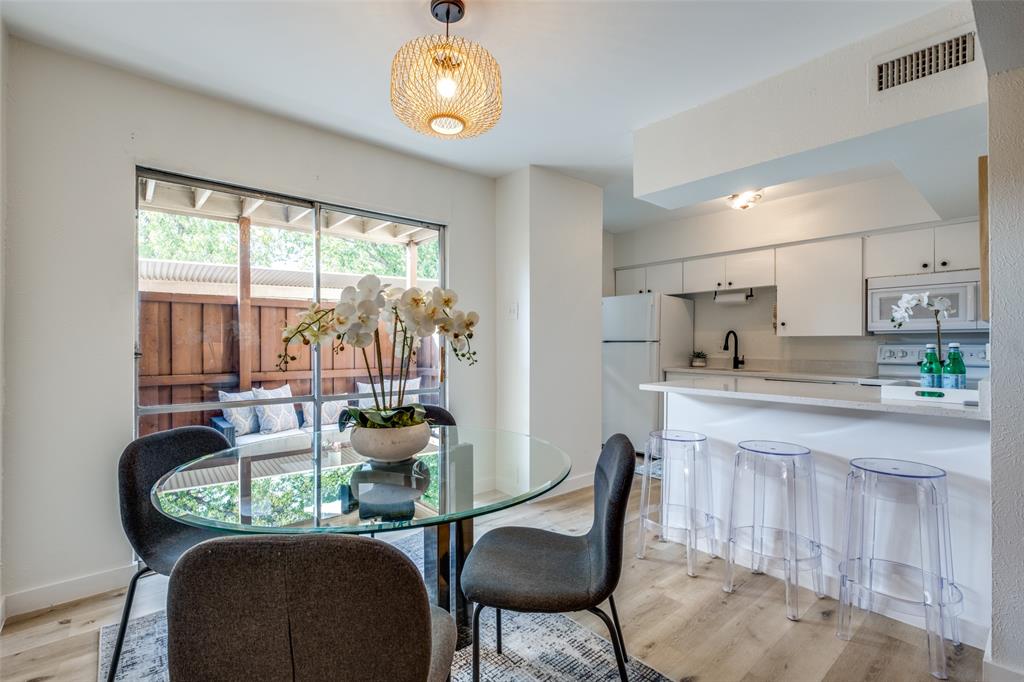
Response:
608,595,629,662
106,566,153,682
472,603,484,681
496,608,502,654
588,606,629,682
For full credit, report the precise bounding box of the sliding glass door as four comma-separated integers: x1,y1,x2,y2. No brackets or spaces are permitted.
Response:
135,169,445,439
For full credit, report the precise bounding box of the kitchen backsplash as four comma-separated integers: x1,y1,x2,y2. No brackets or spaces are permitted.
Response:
686,288,988,377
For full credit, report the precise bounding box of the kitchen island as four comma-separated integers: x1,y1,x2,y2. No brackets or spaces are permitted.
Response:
640,373,991,647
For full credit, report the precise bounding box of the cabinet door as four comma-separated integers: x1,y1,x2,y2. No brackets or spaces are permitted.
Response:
725,250,775,289
934,222,980,272
615,267,646,296
644,262,683,294
863,229,934,278
682,256,726,293
776,238,864,336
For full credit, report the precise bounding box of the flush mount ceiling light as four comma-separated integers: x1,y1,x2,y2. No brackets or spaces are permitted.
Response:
727,190,764,210
390,0,502,140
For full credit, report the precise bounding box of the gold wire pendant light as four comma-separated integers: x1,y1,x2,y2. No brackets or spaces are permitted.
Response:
391,0,502,139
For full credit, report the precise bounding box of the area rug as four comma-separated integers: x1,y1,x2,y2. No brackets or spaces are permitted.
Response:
98,535,671,681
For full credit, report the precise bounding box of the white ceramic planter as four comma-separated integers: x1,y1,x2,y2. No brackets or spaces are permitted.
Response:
349,422,431,462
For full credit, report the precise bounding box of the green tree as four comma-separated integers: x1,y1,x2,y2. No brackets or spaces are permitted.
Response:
417,239,440,281
141,209,430,280
138,210,238,264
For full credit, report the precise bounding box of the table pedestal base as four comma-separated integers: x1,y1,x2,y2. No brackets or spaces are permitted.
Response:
424,518,474,648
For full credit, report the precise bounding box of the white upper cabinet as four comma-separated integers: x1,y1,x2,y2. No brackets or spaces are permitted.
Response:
776,238,864,337
863,229,935,278
644,262,684,294
934,222,980,273
614,267,646,296
864,223,980,278
682,256,726,293
724,250,775,289
614,262,684,295
682,249,774,293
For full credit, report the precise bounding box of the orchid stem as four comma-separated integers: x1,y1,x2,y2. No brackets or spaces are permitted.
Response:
389,311,399,409
361,347,382,411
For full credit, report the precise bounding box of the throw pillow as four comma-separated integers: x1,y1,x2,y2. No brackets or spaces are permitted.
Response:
252,384,300,434
357,377,421,408
301,399,346,428
218,390,260,436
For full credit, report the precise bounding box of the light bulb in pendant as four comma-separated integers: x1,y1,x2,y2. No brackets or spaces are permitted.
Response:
436,76,458,99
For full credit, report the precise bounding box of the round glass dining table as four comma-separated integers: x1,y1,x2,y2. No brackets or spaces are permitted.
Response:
152,425,571,638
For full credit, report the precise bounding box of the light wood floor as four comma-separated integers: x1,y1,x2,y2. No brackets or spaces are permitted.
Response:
0,477,982,682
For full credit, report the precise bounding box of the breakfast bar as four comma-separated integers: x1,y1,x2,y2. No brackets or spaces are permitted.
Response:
640,373,991,648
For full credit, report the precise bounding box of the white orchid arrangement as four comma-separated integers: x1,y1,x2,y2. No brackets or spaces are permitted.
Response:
278,274,478,427
891,292,955,360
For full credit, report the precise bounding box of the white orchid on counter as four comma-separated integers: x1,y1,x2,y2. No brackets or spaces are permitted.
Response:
279,274,479,418
891,291,956,359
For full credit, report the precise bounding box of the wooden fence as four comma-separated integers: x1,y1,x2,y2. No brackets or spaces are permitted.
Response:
137,292,439,435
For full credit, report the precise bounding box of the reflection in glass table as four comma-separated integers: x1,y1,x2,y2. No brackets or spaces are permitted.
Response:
152,425,571,642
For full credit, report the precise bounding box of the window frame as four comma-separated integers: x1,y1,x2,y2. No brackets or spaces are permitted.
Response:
134,167,448,438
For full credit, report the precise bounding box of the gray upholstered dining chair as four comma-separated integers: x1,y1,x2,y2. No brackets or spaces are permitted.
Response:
462,433,636,681
423,404,457,426
167,534,458,682
109,426,231,682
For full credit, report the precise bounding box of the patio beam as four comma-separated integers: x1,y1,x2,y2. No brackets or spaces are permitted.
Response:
193,187,213,209
414,229,439,245
326,212,356,229
237,216,254,390
393,223,420,240
287,206,312,224
241,197,264,218
364,219,392,234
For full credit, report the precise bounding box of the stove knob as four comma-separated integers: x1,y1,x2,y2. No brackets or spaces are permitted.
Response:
898,350,908,359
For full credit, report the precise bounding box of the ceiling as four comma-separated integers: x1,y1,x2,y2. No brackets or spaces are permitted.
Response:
3,0,948,229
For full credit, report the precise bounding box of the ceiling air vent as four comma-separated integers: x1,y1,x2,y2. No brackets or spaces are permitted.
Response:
876,31,975,92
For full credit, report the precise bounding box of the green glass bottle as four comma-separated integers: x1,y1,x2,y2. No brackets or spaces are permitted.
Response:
941,342,967,389
920,343,941,388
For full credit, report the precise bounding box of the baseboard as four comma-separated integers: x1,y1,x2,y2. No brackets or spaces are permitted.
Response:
533,471,593,502
985,633,1024,681
4,562,138,619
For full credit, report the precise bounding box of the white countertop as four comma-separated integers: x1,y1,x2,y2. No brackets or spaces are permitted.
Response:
664,367,867,384
642,373,990,421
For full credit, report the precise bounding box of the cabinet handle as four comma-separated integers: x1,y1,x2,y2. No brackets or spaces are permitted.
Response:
638,290,643,293
727,281,733,286
922,263,929,269
780,322,786,327
717,282,722,287
647,289,651,293
940,260,949,267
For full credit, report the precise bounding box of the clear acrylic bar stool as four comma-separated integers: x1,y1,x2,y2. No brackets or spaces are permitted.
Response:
723,440,823,621
636,430,717,577
837,458,963,680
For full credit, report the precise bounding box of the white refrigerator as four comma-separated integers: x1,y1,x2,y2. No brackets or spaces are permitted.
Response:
601,293,694,453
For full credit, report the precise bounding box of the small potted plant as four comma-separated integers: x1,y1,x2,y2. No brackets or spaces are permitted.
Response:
279,274,479,462
690,350,708,368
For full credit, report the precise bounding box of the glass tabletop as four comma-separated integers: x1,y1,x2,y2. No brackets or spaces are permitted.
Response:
152,425,571,534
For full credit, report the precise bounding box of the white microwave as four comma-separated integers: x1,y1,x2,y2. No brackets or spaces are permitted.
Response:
867,270,983,333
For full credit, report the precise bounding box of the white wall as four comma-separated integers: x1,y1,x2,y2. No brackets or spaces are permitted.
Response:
987,64,1024,679
528,167,603,490
495,167,603,493
495,169,530,438
2,38,496,616
613,174,940,268
634,3,985,205
0,18,7,626
601,231,615,297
